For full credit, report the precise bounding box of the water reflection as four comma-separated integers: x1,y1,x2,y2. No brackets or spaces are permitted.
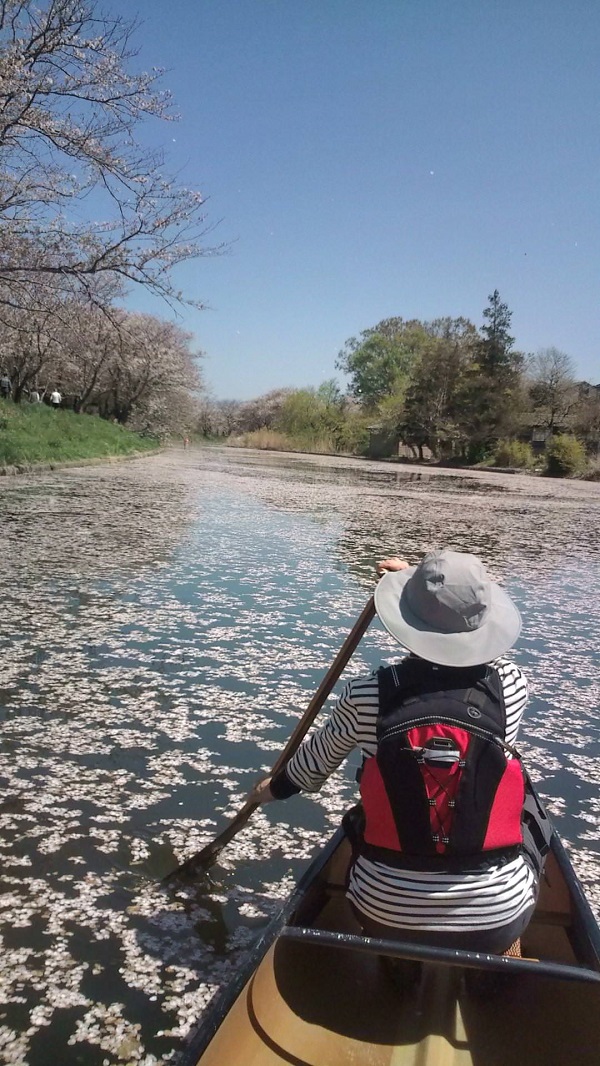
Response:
0,446,598,1065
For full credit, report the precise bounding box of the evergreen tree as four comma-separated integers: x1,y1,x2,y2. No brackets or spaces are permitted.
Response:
454,291,526,458
479,290,516,373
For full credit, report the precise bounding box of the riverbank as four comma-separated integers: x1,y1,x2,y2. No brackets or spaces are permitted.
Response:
227,438,525,475
0,398,159,473
226,437,600,481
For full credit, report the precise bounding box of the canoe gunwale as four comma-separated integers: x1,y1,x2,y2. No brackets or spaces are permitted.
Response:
548,830,600,970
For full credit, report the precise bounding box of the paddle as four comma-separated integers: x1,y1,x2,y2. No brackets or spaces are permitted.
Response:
164,594,376,881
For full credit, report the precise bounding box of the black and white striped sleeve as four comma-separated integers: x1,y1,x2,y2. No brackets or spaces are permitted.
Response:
270,677,365,796
493,657,529,744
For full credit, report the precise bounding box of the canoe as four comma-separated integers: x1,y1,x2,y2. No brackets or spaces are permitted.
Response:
182,820,600,1066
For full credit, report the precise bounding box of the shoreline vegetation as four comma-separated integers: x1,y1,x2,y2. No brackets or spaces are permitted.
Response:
0,399,159,474
225,428,600,481
200,295,600,482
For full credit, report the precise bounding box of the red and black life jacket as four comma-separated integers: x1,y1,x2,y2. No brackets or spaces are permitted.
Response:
359,658,526,871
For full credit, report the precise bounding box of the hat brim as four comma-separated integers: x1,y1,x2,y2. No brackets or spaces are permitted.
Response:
374,567,522,667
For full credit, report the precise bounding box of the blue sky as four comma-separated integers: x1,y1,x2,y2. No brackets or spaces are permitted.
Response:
118,1,599,399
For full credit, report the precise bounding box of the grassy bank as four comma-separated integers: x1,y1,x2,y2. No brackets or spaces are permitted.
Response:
0,399,159,468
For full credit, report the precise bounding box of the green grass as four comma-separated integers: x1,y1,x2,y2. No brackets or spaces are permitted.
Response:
0,399,159,467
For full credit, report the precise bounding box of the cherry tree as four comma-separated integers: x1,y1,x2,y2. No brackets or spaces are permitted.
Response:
235,388,292,432
99,311,203,425
55,296,123,410
0,273,71,398
0,0,216,311
0,298,206,430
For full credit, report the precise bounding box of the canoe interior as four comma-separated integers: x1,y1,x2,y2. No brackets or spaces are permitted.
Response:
191,832,600,1066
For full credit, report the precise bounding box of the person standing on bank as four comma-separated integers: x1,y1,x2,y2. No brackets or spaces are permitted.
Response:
250,550,545,954
0,370,11,399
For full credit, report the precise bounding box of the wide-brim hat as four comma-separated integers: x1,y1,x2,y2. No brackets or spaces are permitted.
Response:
374,550,522,667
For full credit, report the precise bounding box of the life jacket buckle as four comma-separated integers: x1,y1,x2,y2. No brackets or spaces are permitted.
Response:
421,737,461,767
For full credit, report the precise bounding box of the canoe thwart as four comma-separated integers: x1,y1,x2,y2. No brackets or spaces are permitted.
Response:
280,925,600,984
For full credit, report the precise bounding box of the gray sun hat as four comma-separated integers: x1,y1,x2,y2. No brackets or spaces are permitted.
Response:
374,549,521,668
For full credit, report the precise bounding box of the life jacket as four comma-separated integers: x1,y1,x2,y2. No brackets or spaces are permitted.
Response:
359,658,526,871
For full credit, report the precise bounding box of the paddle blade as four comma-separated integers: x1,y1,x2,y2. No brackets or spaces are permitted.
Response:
163,840,221,882
163,801,258,883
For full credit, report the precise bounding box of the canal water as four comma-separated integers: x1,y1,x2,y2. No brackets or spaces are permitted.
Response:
0,447,599,1065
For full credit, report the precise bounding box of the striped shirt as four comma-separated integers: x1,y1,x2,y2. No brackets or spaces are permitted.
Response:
278,657,537,931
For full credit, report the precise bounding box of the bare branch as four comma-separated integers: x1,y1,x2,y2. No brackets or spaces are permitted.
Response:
0,0,219,309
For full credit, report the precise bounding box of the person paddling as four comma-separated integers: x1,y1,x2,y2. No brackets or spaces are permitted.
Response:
250,549,547,954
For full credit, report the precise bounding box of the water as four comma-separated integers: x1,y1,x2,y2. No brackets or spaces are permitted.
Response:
0,447,599,1065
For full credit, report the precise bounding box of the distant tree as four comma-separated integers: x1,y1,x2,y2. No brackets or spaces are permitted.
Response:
571,387,600,453
213,399,243,436
479,290,517,373
0,298,61,402
99,313,202,425
236,389,291,433
377,384,409,442
275,386,335,443
399,318,479,458
316,377,344,408
60,300,123,412
274,381,371,453
455,291,525,457
527,348,578,430
336,318,428,406
194,396,219,437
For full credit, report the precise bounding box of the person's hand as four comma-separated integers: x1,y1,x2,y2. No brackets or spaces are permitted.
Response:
376,557,411,576
247,776,276,805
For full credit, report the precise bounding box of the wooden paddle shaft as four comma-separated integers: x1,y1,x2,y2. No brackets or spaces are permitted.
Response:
167,595,376,876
